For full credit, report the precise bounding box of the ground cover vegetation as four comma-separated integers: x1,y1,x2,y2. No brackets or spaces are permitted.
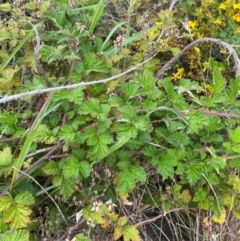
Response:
0,0,240,240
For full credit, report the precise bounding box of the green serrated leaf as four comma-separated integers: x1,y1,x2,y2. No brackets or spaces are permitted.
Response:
14,191,35,206
34,124,55,144
0,147,12,166
121,83,139,100
3,204,31,229
42,161,59,175
79,161,91,178
151,152,177,180
167,131,190,147
187,111,209,133
62,156,80,178
0,196,13,211
0,112,18,126
210,67,226,95
83,53,108,74
52,174,75,199
118,216,128,227
123,225,140,241
117,123,138,139
59,124,75,141
0,229,29,241
76,233,91,241
40,45,55,62
186,163,202,185
131,165,146,182
229,126,240,143
45,11,67,28
0,3,11,12
114,226,124,240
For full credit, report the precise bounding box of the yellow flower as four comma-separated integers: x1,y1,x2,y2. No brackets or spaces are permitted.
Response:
233,3,240,9
194,47,201,55
201,83,210,90
172,68,184,81
196,32,204,38
149,29,160,37
232,15,240,22
215,19,222,25
187,20,197,29
219,3,227,10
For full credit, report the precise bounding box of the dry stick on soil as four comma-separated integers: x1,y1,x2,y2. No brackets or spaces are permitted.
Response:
156,37,240,79
0,53,157,104
135,207,191,227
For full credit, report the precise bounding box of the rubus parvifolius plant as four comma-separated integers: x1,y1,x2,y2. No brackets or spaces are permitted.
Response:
1,0,240,240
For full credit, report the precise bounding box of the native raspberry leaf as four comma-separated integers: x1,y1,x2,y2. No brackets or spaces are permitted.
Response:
59,124,75,141
119,105,137,122
34,124,55,144
135,73,155,94
134,116,149,132
114,226,124,240
116,170,136,193
210,67,226,95
117,123,138,139
167,131,190,147
123,225,140,241
0,229,29,241
117,151,131,163
40,45,55,62
62,156,80,178
131,165,146,182
83,53,108,74
186,163,202,185
193,189,207,202
232,209,240,219
0,147,12,166
0,196,13,211
118,216,128,227
97,116,112,133
42,161,59,175
116,164,145,193
142,146,158,157
14,191,35,206
52,173,75,199
180,190,192,204
75,233,91,241
187,111,209,134
86,132,113,159
151,152,177,180
229,126,240,143
79,161,91,178
80,98,111,117
121,82,139,100
162,78,175,99
45,11,67,28
3,204,31,229
65,87,84,104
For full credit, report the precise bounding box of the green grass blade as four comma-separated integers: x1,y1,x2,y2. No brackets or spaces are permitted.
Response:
99,21,127,52
91,136,131,166
89,0,104,34
105,25,159,56
146,106,188,125
10,97,62,191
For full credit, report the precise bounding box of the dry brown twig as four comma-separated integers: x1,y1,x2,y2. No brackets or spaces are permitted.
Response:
156,37,240,79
